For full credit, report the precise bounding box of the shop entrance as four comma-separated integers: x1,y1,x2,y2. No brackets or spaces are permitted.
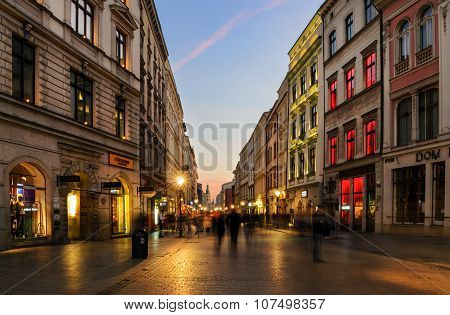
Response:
68,173,94,240
9,163,47,240
110,178,131,235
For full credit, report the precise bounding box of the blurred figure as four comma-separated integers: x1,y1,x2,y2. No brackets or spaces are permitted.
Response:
312,206,325,263
244,212,255,248
229,210,240,247
216,213,226,248
158,212,164,238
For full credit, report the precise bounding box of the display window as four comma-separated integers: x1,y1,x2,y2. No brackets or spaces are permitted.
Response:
353,177,364,231
111,179,131,235
340,179,351,226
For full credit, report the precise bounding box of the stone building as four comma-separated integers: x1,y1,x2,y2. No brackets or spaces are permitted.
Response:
376,0,450,236
253,112,268,215
286,13,324,222
320,0,382,232
266,80,288,224
0,0,143,250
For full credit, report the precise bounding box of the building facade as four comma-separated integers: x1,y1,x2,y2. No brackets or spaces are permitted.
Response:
320,0,382,232
253,112,268,214
287,14,324,221
376,0,450,236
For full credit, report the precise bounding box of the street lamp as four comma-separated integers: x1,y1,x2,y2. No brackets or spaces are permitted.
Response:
176,176,185,237
275,190,281,229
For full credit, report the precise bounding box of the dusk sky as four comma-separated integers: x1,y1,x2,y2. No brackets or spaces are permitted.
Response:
155,0,322,198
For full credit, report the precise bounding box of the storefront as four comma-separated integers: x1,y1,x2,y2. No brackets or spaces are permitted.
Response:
383,146,450,236
108,179,131,236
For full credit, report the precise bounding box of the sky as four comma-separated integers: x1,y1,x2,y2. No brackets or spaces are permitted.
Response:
155,0,322,198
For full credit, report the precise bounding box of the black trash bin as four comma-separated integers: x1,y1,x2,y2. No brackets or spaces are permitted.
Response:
132,229,148,259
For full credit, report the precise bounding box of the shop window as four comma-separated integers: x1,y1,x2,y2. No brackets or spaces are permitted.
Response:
346,129,355,161
111,179,131,235
397,98,411,146
70,71,93,126
311,62,317,85
419,6,433,50
71,0,93,42
12,36,35,103
393,166,426,224
365,52,376,88
289,154,295,180
346,67,355,100
365,120,376,155
353,177,364,230
116,96,126,139
329,136,337,166
300,74,306,95
116,29,127,67
298,152,305,178
340,179,351,226
432,162,445,223
308,147,316,175
419,88,439,141
329,31,337,57
345,13,354,42
329,80,337,110
398,21,410,62
365,0,378,24
311,105,317,128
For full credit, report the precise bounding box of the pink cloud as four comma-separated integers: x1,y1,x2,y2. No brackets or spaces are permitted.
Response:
173,0,288,72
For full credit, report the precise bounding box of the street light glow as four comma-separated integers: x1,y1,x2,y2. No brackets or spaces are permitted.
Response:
275,190,281,197
176,176,185,187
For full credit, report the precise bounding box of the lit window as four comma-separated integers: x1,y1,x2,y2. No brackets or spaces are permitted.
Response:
365,52,376,88
345,14,354,42
116,97,126,139
116,30,126,67
12,36,34,103
71,0,93,42
329,136,337,166
329,80,337,110
346,129,355,161
71,70,93,126
365,120,376,155
346,67,355,100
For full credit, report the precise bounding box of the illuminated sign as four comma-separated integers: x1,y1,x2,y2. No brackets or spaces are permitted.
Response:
109,154,134,170
301,190,308,198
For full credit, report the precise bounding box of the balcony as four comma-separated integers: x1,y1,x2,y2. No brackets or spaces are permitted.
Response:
416,47,433,66
395,59,409,76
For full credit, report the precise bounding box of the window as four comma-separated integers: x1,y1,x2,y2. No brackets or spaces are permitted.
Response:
292,83,297,102
432,162,445,223
309,147,316,174
70,71,93,126
116,97,126,139
298,152,305,178
365,120,376,155
345,14,354,42
116,30,126,67
365,52,376,88
311,63,317,85
329,31,337,56
418,88,438,141
346,129,355,161
397,98,411,146
353,177,364,229
346,68,355,100
289,154,295,180
300,74,306,95
329,80,337,110
12,36,34,103
311,105,317,128
365,0,378,24
300,113,306,137
329,136,337,166
340,179,351,226
71,0,93,42
393,166,425,224
419,6,433,50
398,21,410,61
291,119,297,140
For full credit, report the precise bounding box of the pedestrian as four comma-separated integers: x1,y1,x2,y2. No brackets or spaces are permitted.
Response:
159,212,164,238
312,206,325,263
216,213,226,248
229,210,240,247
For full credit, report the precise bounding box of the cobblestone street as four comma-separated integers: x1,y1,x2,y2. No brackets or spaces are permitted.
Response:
0,229,449,295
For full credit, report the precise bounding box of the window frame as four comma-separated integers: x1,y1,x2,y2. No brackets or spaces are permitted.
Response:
365,0,378,24
329,31,337,57
300,112,306,137
419,6,433,51
308,147,316,175
346,129,355,161
71,0,94,42
116,29,127,68
116,96,126,139
365,120,377,156
418,88,439,141
70,70,93,126
396,98,412,146
292,83,297,103
311,105,318,129
329,136,337,166
346,67,355,100
298,151,305,179
365,52,376,88
329,80,337,110
398,20,410,62
345,13,354,42
12,35,35,104
310,62,317,85
300,74,306,95
432,162,445,224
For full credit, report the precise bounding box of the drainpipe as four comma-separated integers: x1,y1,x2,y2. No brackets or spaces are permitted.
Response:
379,12,385,233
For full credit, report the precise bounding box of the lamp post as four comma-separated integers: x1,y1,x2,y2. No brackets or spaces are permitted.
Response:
176,176,185,237
275,190,281,229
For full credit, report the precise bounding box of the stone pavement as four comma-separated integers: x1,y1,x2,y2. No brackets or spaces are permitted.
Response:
0,229,449,295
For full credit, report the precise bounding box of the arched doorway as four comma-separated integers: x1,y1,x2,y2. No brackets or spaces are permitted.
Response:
67,173,95,240
9,163,48,240
110,177,131,235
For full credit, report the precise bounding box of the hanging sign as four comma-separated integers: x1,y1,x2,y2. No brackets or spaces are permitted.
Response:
57,175,80,186
102,182,123,190
109,154,134,170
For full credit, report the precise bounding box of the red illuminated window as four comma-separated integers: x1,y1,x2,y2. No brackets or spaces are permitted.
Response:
346,129,355,161
329,80,337,110
340,179,351,226
365,52,376,88
346,68,355,100
329,136,337,166
366,120,377,155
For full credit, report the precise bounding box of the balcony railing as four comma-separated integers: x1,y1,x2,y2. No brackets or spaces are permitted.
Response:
416,47,433,66
395,58,409,76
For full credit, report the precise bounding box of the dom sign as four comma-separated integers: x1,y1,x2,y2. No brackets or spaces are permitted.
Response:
416,149,440,162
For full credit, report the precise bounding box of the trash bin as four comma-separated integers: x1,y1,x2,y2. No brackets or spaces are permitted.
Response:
132,229,148,259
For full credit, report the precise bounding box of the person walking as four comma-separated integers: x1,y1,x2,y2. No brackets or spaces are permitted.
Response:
312,206,325,263
229,210,240,248
216,213,226,248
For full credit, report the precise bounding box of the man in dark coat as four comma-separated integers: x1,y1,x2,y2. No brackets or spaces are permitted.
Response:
312,206,326,263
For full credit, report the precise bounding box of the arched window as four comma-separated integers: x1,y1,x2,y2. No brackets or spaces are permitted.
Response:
398,21,410,61
419,6,433,50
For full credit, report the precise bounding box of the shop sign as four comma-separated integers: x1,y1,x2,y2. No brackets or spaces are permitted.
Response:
301,190,308,198
109,154,134,170
102,182,122,190
57,175,80,186
416,149,440,162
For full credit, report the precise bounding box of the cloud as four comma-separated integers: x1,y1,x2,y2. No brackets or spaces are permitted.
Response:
173,0,288,72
